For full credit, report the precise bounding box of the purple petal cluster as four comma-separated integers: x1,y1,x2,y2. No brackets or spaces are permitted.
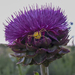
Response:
5,4,70,67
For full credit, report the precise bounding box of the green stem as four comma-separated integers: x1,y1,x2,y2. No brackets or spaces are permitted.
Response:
40,64,49,75
17,64,23,75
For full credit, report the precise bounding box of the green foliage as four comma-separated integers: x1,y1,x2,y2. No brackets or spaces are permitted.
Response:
0,54,18,75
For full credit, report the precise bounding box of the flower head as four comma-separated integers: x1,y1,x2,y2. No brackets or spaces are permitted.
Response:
5,4,70,67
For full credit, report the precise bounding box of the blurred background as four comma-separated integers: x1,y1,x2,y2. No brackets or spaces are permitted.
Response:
0,0,75,75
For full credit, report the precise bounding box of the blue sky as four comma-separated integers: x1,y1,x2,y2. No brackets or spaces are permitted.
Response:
0,0,75,45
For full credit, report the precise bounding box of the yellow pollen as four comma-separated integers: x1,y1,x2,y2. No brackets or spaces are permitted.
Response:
33,31,41,39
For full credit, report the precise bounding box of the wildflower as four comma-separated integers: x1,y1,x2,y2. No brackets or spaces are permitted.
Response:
5,4,70,67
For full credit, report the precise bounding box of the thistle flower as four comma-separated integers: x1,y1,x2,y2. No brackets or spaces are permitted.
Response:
5,4,70,67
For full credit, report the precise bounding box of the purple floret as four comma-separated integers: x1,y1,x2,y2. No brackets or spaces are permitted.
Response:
5,5,68,43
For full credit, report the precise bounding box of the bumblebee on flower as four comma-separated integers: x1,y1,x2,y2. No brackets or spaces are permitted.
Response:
5,4,70,67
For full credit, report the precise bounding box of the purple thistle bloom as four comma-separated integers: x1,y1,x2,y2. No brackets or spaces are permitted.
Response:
5,4,70,67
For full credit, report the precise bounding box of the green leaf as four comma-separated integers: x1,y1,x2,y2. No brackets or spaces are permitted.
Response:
34,72,39,75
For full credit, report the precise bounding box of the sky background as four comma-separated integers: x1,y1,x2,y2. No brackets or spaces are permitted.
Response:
0,0,75,45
